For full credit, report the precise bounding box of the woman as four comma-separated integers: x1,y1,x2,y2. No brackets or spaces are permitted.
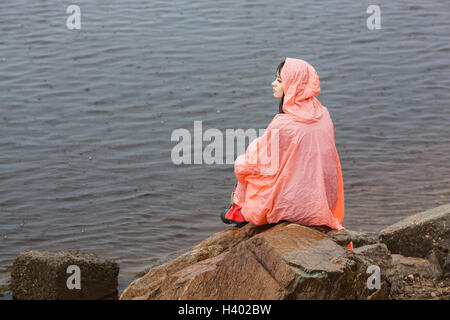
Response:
221,57,345,231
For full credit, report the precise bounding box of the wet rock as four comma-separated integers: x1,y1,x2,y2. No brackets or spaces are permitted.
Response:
120,223,274,299
354,243,393,272
11,250,119,300
121,222,388,300
379,204,450,271
352,243,393,299
314,227,379,248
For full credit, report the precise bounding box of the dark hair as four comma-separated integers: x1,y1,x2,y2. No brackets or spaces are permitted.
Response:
276,59,286,113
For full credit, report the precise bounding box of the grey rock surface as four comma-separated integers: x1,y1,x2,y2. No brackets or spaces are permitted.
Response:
11,250,119,300
379,204,450,270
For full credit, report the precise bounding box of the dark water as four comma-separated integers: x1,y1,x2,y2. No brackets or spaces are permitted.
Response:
1,0,449,294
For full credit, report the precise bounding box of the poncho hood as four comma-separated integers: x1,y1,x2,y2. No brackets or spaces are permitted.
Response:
280,57,325,123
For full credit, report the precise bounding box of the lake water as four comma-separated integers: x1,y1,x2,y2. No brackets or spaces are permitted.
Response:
0,0,449,294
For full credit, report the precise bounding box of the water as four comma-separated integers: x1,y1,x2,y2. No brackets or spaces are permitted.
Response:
1,0,449,295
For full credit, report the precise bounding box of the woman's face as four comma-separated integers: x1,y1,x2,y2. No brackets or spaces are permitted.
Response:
272,71,284,99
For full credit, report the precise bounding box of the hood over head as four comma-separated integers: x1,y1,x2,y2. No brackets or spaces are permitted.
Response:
280,57,326,123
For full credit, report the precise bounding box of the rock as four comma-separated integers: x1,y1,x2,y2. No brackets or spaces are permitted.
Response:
386,254,442,294
120,223,274,299
354,243,393,272
11,250,119,300
389,254,442,279
367,281,391,300
352,243,393,299
314,227,379,248
379,204,450,271
120,222,389,300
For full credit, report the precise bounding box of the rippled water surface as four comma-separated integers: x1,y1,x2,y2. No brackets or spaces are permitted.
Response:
1,0,449,292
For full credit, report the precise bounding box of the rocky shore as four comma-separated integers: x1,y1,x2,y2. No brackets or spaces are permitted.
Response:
120,204,449,300
3,204,449,300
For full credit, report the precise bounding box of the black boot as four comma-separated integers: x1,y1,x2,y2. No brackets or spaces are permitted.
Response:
220,208,248,228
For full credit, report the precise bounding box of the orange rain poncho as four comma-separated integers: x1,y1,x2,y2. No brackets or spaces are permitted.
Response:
232,57,345,230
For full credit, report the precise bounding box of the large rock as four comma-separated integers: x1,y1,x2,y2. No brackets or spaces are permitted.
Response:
11,250,119,300
351,243,394,300
120,222,388,300
379,204,450,271
120,223,274,299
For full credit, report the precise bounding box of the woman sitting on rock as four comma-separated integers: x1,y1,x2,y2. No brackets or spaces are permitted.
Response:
221,57,345,231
